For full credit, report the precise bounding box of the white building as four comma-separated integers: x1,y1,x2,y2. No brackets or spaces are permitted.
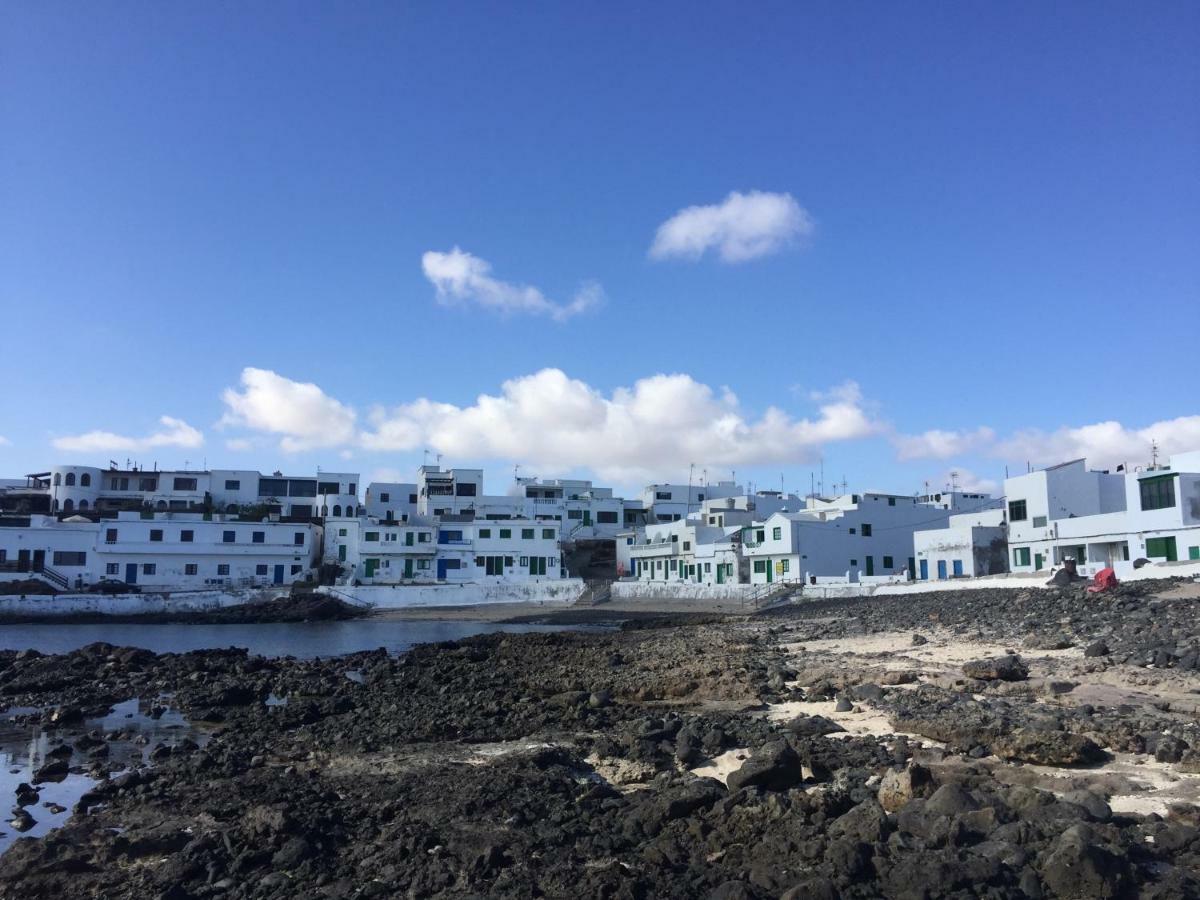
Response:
641,480,743,523
0,511,322,591
1005,451,1200,575
913,507,1008,581
744,491,1002,585
624,519,743,585
46,464,360,520
326,515,564,584
363,482,419,523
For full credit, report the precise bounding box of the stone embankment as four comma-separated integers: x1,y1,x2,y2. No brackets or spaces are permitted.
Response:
0,578,1198,897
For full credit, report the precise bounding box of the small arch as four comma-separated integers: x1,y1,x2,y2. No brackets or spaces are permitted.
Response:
332,505,342,517
65,472,76,486
63,499,74,512
80,473,91,487
78,499,89,510
53,473,61,486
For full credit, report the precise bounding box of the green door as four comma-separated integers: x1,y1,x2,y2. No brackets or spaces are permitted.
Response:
717,565,725,584
765,560,773,583
1034,553,1043,570
364,558,377,578
1146,537,1178,562
404,558,414,578
865,556,874,576
583,510,591,526
338,544,346,562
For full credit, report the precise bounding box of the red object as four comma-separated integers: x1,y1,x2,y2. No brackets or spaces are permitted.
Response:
1087,567,1118,593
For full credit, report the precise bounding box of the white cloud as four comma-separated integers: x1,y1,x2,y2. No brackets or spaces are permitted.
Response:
893,427,996,461
421,248,602,322
994,416,1200,471
220,367,357,453
360,369,882,482
649,190,814,263
0,435,9,446
52,416,203,454
929,468,1000,496
224,438,254,452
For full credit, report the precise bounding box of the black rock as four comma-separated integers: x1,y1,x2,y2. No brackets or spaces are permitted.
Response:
726,740,804,793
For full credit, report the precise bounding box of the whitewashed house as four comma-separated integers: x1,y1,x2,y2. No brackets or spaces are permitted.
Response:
1005,451,1200,576
744,492,1002,585
913,508,1008,581
626,519,742,585
0,511,322,591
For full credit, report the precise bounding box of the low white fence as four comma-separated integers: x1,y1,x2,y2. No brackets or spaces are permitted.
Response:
319,579,587,609
0,587,281,618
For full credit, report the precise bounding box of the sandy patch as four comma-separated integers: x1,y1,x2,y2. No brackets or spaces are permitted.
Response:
690,748,750,785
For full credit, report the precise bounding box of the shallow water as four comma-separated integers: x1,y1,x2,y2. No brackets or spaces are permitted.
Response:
0,698,205,855
0,620,606,659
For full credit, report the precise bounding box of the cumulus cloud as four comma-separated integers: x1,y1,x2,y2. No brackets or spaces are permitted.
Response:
649,190,814,263
220,367,357,453
421,248,602,322
52,416,203,454
892,427,996,461
892,415,1200,473
994,416,1200,471
360,369,882,482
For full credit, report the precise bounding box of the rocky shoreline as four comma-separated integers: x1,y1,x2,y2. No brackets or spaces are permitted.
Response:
2,580,1199,898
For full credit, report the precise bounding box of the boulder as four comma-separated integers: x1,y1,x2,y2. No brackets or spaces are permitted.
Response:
877,764,933,813
1040,827,1129,898
726,740,804,793
1084,640,1110,658
991,730,1105,766
962,655,1028,682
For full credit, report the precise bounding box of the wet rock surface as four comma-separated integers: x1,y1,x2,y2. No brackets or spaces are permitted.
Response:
0,581,1199,897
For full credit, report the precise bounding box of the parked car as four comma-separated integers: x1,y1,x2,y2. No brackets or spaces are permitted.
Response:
88,579,140,594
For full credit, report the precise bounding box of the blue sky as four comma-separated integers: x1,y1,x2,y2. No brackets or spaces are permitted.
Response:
2,2,1197,497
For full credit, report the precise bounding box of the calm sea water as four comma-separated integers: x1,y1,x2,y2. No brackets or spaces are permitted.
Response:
0,620,605,658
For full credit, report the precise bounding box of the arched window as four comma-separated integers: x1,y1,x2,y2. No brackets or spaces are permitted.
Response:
80,473,91,487
333,505,342,517
79,499,89,510
65,473,76,486
63,499,74,512
53,473,61,486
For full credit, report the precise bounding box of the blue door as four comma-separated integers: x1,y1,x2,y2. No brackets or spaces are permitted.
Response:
919,559,928,580
437,560,448,580
952,559,964,577
273,565,284,584
125,563,138,585
936,560,947,580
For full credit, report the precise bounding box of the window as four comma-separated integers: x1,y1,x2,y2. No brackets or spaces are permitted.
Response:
291,564,302,574
380,492,390,503
65,472,75,486
143,563,156,575
479,528,492,538
755,529,765,543
223,530,235,543
779,559,790,573
185,564,198,576
772,527,782,540
252,531,265,544
499,529,512,539
1140,475,1176,511
293,532,305,546
861,524,872,537
883,556,894,569
105,528,118,544
318,481,340,495
522,528,535,540
150,529,163,542
850,559,858,566
80,473,91,487
338,528,347,537
542,528,555,539
753,560,766,573
259,478,287,497
106,563,119,575
225,479,241,491
52,551,86,566
364,532,380,542
288,480,317,498
418,559,430,570
567,509,583,520
655,491,671,501
409,494,418,504
669,559,677,571
596,511,618,524
256,564,268,576
139,477,157,491
1032,516,1047,528
217,564,230,576
180,530,194,543
849,528,856,535
418,532,431,543
1008,500,1027,522
53,473,61,486
173,477,197,491
455,483,477,497
1013,547,1031,566
683,541,691,551
704,563,711,573
888,497,895,506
